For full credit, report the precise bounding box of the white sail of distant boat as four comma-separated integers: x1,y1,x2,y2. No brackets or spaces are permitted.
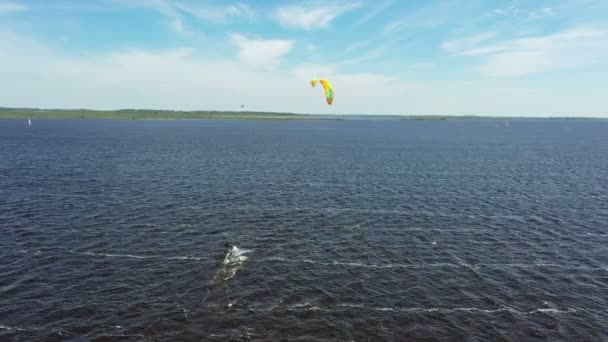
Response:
27,118,31,126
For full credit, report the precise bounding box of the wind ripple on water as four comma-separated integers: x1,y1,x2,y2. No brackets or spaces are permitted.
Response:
1,119,608,341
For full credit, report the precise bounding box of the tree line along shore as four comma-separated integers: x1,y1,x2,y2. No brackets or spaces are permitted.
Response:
0,107,596,121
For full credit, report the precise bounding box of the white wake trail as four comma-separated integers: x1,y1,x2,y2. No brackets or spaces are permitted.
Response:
259,257,607,271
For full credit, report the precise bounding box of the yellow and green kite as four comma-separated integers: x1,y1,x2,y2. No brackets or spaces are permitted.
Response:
310,77,334,105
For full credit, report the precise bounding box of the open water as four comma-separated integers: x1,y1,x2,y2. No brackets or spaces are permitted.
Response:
1,118,607,341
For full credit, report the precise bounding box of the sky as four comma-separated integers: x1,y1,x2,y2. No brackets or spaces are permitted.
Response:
0,0,607,116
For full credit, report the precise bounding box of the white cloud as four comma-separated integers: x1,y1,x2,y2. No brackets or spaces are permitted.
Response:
0,29,423,115
25,0,259,20
229,33,295,68
492,5,555,20
99,0,254,34
0,29,606,117
274,2,362,30
441,32,496,53
452,26,608,77
0,1,26,13
172,2,255,23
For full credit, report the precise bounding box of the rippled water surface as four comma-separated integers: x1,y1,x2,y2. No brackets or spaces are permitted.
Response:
1,118,608,341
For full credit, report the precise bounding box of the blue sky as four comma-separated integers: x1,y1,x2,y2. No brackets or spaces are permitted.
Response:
1,0,607,116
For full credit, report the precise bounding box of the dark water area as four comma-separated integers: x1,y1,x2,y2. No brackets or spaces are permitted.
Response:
1,118,607,341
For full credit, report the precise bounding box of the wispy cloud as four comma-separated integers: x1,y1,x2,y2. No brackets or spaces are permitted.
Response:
0,30,424,115
230,33,295,68
492,5,521,17
344,39,372,53
305,43,317,52
441,32,497,53
409,63,434,69
144,1,191,36
0,1,26,13
352,0,393,27
273,1,362,30
492,4,555,20
99,0,254,30
344,42,392,65
527,7,555,19
2,1,607,117
452,25,608,77
170,16,189,35
172,2,255,23
383,0,467,34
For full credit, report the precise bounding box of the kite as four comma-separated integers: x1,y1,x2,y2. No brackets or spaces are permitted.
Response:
310,78,334,105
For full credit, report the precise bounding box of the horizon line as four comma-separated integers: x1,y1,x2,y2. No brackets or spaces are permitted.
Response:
1,106,607,119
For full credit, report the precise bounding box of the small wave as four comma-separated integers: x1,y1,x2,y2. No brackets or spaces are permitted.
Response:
337,304,512,314
258,258,460,268
287,302,322,311
531,308,579,314
0,324,144,339
166,256,208,261
0,324,39,332
263,257,317,264
74,251,210,262
260,258,606,271
248,302,322,312
246,303,591,316
336,304,584,315
330,261,466,269
585,233,608,237
227,205,521,219
82,252,150,259
471,263,606,271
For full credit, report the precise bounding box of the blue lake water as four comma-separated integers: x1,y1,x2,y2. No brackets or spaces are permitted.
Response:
1,118,607,341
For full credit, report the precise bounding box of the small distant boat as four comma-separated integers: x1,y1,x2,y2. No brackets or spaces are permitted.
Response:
27,118,31,126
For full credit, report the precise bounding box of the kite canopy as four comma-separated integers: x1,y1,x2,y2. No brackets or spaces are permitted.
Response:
310,77,334,105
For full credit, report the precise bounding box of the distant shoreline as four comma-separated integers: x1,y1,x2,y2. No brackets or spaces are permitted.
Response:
0,108,328,121
0,107,604,121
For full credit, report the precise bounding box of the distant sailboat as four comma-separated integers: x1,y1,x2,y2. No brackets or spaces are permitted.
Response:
27,118,31,126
